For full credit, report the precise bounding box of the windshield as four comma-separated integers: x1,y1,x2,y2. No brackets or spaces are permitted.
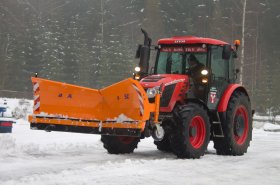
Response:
155,46,207,74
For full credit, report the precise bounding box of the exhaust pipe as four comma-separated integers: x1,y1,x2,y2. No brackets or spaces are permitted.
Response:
135,28,152,78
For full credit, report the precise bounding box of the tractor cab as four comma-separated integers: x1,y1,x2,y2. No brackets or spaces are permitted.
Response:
135,33,239,113
156,37,237,110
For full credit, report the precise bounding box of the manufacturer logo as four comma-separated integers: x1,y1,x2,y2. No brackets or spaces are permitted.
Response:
174,40,186,43
210,91,217,104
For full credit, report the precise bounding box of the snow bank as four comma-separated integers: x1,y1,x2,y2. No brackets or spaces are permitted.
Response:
252,114,280,131
0,98,32,120
263,123,280,132
0,135,16,155
0,119,101,158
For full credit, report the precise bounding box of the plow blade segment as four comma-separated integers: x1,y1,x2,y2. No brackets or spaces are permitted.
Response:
100,78,151,121
30,77,103,120
29,77,154,136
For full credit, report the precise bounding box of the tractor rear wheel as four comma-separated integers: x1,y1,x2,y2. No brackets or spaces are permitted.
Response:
170,103,210,159
213,91,252,155
101,135,140,154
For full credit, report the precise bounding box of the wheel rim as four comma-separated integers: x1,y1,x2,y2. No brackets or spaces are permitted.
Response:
234,105,249,145
118,136,135,144
189,116,206,149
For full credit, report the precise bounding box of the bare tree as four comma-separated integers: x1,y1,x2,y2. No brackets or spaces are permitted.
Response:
240,0,247,85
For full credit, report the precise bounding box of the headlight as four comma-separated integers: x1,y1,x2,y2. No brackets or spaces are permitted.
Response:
202,78,208,83
146,86,159,98
135,74,140,80
135,66,141,72
201,69,208,75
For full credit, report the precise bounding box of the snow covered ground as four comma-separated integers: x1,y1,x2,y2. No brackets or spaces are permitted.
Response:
0,98,280,185
0,120,279,185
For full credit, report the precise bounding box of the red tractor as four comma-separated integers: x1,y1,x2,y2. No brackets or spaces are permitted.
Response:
28,29,252,159
132,29,252,158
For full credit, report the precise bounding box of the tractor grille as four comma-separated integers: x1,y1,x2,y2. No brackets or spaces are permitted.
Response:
160,84,176,107
142,76,165,82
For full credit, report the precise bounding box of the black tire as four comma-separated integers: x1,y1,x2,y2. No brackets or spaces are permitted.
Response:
101,135,140,154
169,103,210,159
154,119,173,152
154,136,172,152
213,91,252,156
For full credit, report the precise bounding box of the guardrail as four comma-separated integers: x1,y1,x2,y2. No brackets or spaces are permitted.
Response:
0,90,32,99
253,116,280,129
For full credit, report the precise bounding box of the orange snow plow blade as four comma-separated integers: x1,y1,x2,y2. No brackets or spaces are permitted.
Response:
28,77,157,137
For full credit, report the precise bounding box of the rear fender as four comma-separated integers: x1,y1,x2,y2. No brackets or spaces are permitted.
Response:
217,84,249,112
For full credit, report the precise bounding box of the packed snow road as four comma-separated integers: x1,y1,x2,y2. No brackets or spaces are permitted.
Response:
0,120,280,185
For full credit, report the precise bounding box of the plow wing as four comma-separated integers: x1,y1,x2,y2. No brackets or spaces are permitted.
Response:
28,77,157,137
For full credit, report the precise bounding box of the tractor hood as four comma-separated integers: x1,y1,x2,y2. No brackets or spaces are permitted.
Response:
140,74,189,112
140,74,188,89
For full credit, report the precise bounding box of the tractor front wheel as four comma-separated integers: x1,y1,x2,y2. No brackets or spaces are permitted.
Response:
213,91,252,155
154,118,174,152
101,135,140,154
170,103,210,159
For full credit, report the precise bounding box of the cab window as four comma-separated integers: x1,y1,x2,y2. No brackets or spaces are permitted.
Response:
157,52,183,74
211,46,229,79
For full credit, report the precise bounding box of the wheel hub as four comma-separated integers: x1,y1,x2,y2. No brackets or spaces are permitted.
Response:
235,115,245,137
152,124,165,141
189,127,197,137
189,116,206,149
233,105,249,145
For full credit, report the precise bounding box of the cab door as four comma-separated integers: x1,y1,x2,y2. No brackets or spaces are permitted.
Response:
207,46,234,110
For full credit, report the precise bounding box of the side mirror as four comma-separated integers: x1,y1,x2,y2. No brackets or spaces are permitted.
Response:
222,45,231,60
135,44,142,59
